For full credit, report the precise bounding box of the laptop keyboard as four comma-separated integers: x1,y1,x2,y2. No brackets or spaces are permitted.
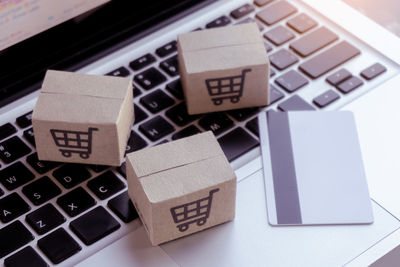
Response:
0,0,389,265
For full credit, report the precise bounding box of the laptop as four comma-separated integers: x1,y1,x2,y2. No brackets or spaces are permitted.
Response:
1,0,400,266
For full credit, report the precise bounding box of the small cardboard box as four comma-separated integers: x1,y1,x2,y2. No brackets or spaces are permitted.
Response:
32,70,134,166
178,23,270,115
127,131,236,246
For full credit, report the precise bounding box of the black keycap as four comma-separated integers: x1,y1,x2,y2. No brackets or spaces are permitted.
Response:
0,136,31,164
26,203,65,235
227,107,259,122
360,63,387,80
139,116,175,141
236,17,264,31
57,187,96,217
278,95,315,111
264,26,295,46
326,68,352,86
287,13,317,33
313,89,340,108
299,41,361,79
53,164,92,189
23,127,35,146
336,76,363,94
166,79,184,100
108,191,138,223
172,125,202,140
87,165,108,173
38,228,81,264
126,131,148,154
70,206,120,245
206,15,231,28
198,113,234,136
290,27,338,57
133,84,142,97
0,221,33,258
269,84,285,105
246,117,259,137
117,162,126,178
265,42,273,53
0,193,30,223
254,0,274,7
26,153,60,175
166,102,200,126
134,67,167,90
16,111,33,129
0,161,35,190
106,67,130,77
4,246,48,267
134,105,148,125
0,188,3,197
160,55,179,77
275,70,309,93
269,49,299,70
140,89,175,113
218,128,259,162
231,4,255,19
256,0,297,25
87,171,125,200
22,176,61,206
0,123,17,141
129,53,156,71
156,41,177,58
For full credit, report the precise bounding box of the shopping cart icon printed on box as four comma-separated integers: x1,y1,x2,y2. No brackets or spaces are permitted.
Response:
50,127,98,159
170,188,219,232
205,68,251,106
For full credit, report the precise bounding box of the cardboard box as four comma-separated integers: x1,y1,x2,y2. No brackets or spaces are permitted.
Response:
32,70,134,166
178,23,270,115
127,131,236,246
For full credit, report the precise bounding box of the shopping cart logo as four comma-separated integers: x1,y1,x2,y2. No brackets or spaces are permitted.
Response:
170,188,219,232
205,68,251,106
50,127,98,159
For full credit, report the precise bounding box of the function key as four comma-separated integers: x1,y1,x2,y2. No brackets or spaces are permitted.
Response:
218,127,259,162
313,89,340,108
26,153,60,174
256,0,297,26
254,0,274,7
287,13,317,33
0,123,17,141
166,102,200,127
4,246,48,267
53,164,91,189
134,67,167,90
326,68,352,86
336,76,363,94
278,95,315,111
198,113,234,136
126,131,148,154
105,66,130,77
87,171,125,200
166,79,184,100
269,49,299,70
0,161,35,191
275,70,309,93
160,55,179,77
0,136,31,164
0,221,34,258
172,125,201,140
264,25,295,46
156,41,177,58
57,187,96,217
26,203,66,235
133,105,148,125
0,193,31,223
140,89,175,114
23,127,35,146
22,176,61,206
230,4,255,19
108,191,138,223
206,15,231,28
16,111,33,128
360,63,387,80
139,116,175,141
129,53,156,71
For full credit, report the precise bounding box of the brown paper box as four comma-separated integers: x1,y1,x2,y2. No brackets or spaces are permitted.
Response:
126,131,236,246
32,70,134,166
178,23,270,115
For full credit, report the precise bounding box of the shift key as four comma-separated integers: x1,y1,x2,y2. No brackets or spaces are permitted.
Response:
299,41,360,79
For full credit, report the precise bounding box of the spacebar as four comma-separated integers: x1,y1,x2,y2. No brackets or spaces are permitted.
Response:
299,41,360,79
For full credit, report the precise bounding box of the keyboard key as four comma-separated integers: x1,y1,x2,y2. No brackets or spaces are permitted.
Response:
0,188,3,197
313,89,340,108
336,76,363,94
0,123,17,141
106,66,130,77
287,13,317,33
246,117,259,137
4,246,48,267
254,0,273,7
117,162,126,178
87,171,125,200
134,67,167,90
236,17,264,31
360,63,387,80
166,102,200,126
278,95,315,111
326,68,352,86
264,26,295,46
299,41,361,79
139,116,175,141
290,26,338,57
86,165,108,173
198,113,234,136
134,105,148,125
227,107,259,122
275,70,309,93
269,49,299,70
126,131,148,154
70,206,120,245
166,79,184,99
265,42,273,53
256,0,297,26
269,84,285,105
0,221,34,258
57,187,96,217
0,136,31,164
53,164,91,189
22,176,61,206
218,128,259,162
160,55,179,77
16,111,33,128
0,193,30,223
129,53,156,71
172,125,201,140
38,228,81,264
23,127,35,146
206,15,231,28
156,41,177,58
0,161,35,190
133,84,142,97
108,191,138,223
26,153,60,174
230,4,255,19
140,89,175,113
26,203,65,235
